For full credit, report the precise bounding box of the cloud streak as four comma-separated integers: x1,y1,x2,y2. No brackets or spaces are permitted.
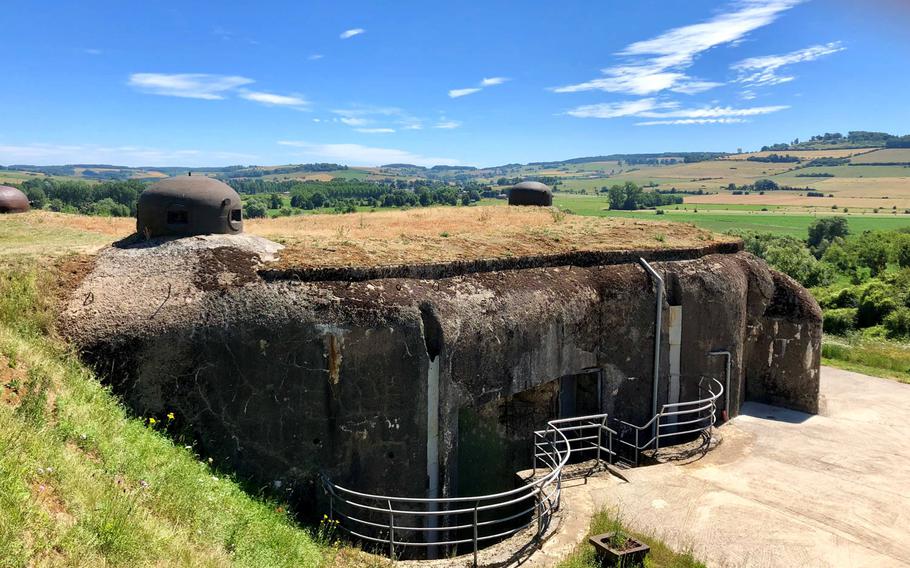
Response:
566,98,789,124
449,77,510,98
239,91,309,108
340,28,365,39
278,141,459,167
553,0,802,96
0,142,256,167
128,73,253,100
732,41,844,86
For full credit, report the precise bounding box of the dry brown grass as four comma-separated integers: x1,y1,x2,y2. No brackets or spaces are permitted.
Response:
2,207,729,267
247,206,728,269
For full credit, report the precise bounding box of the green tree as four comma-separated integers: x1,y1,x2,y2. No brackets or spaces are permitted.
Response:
245,200,268,218
895,235,910,269
608,185,624,210
807,217,849,255
269,193,283,209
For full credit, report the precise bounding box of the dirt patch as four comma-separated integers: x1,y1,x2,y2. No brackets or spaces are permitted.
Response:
193,247,263,292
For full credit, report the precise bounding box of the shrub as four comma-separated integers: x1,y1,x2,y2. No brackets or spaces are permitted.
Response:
896,236,910,269
824,308,858,335
884,307,910,339
817,287,859,309
858,280,898,328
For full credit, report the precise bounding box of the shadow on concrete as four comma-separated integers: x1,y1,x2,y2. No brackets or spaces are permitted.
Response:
741,401,812,424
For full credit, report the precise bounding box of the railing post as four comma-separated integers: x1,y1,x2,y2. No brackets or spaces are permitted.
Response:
596,422,602,466
387,499,394,561
329,493,334,522
473,501,479,568
634,428,639,467
532,434,537,477
608,423,613,465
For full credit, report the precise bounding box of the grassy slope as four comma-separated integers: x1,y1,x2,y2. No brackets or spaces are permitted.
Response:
0,265,329,567
556,509,704,568
822,337,910,384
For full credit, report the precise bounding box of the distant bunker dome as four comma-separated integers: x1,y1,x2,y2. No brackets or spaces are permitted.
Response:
0,186,30,214
137,175,243,238
508,181,553,206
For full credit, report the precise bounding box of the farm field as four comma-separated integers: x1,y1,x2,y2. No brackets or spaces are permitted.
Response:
849,148,910,164
537,194,910,237
723,148,876,160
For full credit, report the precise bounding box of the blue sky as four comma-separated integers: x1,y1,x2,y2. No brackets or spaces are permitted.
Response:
2,0,909,167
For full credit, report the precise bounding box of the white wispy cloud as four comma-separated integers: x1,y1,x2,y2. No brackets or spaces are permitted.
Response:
340,28,365,39
449,87,482,98
434,120,461,129
636,118,748,126
308,54,324,60
553,0,802,96
566,98,789,124
128,73,254,100
239,91,309,108
481,77,509,86
277,141,459,167
339,117,370,126
83,48,103,55
639,104,789,118
331,106,438,132
0,142,257,167
449,76,510,98
566,98,677,119
732,41,844,86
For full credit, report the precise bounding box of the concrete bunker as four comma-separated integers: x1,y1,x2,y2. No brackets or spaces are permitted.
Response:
136,174,243,237
508,181,553,206
62,218,822,562
0,185,30,214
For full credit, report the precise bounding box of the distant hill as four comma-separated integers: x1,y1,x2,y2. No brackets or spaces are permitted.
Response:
761,131,910,152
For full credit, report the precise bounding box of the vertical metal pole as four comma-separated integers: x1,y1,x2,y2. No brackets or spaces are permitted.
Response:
473,501,479,567
596,423,602,466
387,500,394,560
608,425,613,465
329,494,334,521
639,258,664,443
634,428,639,466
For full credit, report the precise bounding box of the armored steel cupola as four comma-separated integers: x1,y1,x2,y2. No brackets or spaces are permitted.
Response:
0,185,30,214
136,174,243,237
508,181,553,206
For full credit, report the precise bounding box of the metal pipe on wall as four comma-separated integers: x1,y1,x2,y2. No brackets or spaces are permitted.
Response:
638,258,664,431
709,350,732,421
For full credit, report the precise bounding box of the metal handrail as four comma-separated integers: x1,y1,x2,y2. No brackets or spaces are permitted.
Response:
322,422,570,564
615,376,724,465
321,375,725,564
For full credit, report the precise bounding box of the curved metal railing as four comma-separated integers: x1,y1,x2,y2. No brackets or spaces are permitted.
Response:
615,376,724,465
322,423,571,563
321,375,724,563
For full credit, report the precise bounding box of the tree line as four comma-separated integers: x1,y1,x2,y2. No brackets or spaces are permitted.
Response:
15,178,143,216
733,218,910,339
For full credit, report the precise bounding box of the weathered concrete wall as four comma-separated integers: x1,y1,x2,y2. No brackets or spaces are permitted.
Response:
744,271,823,414
64,236,820,506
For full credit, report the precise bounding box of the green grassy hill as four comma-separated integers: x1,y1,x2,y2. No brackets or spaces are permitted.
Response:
0,264,332,567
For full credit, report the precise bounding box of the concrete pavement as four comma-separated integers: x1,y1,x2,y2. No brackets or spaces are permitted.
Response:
531,366,910,567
